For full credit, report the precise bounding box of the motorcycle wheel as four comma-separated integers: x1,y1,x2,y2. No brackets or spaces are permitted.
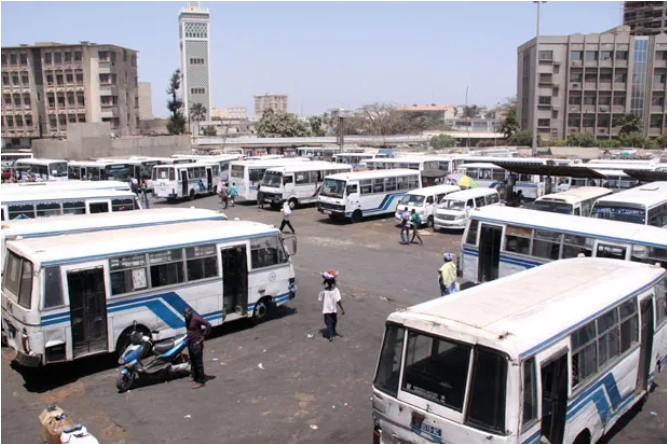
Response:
116,372,134,393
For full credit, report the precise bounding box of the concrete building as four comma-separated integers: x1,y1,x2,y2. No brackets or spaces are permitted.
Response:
517,25,667,142
254,93,288,115
624,2,667,35
1,41,140,140
137,82,153,120
211,107,248,120
178,1,212,122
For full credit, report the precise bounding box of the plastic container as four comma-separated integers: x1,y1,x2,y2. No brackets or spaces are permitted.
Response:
60,424,99,444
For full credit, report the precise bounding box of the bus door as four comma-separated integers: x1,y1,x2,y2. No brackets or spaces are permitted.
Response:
220,245,248,316
206,167,213,192
478,223,502,283
180,170,188,197
86,199,111,214
539,351,568,444
345,182,359,213
593,240,630,260
636,297,655,395
62,262,109,358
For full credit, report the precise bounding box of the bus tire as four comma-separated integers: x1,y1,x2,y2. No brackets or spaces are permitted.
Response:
351,210,362,223
573,430,591,444
288,198,298,210
188,189,195,201
251,297,272,325
427,215,434,228
116,324,149,356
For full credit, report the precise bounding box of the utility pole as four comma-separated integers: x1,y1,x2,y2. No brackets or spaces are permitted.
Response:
338,107,345,153
464,85,470,150
532,1,545,156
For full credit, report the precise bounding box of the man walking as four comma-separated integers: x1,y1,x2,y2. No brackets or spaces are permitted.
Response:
399,207,410,245
229,182,238,207
219,183,229,209
183,307,212,389
257,182,264,209
410,209,423,245
318,270,345,342
280,201,295,234
438,253,458,297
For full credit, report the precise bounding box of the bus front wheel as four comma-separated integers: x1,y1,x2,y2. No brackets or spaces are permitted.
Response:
252,297,272,325
188,189,195,201
351,210,362,224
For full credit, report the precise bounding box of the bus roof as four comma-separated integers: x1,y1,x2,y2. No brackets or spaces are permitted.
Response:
265,162,352,173
387,258,665,359
68,160,137,167
7,220,280,267
470,205,667,248
406,184,460,196
325,169,420,181
458,162,503,169
592,182,667,207
15,158,66,165
1,189,136,204
365,156,439,163
443,188,498,199
535,186,613,203
1,180,130,195
230,158,311,167
1,208,225,239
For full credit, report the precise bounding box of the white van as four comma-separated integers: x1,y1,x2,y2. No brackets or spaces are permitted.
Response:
433,188,500,230
394,184,461,227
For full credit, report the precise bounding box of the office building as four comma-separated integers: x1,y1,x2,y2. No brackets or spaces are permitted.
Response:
1,41,139,139
178,1,212,122
517,25,667,142
624,2,667,35
254,93,288,115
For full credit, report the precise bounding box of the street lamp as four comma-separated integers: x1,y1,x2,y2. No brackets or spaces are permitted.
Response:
532,1,546,155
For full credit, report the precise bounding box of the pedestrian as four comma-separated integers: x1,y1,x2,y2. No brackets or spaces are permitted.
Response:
438,253,458,297
219,183,229,209
140,179,150,209
183,307,212,389
318,270,345,342
399,206,410,245
280,201,296,234
410,209,423,245
257,182,264,209
129,175,139,194
217,176,225,198
229,182,238,207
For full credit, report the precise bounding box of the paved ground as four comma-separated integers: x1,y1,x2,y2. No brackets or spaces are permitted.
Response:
2,195,666,444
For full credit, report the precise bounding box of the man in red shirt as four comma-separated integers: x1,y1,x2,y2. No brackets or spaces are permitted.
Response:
183,307,211,389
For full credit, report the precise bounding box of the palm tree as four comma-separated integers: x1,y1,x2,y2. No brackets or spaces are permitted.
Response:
189,102,207,123
618,113,641,136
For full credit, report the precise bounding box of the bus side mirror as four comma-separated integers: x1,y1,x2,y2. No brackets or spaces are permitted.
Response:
283,235,297,256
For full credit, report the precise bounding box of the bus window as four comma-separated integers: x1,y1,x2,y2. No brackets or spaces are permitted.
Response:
36,202,61,217
504,225,531,255
561,234,593,258
89,201,110,214
465,220,479,245
346,184,358,195
8,204,35,219
465,347,507,433
373,323,405,397
596,244,627,260
63,200,86,215
532,230,562,260
521,358,538,430
112,198,136,212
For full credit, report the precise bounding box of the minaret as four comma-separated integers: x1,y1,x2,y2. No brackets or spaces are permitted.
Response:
178,1,212,122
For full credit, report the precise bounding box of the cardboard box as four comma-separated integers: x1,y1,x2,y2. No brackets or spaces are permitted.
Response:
39,406,75,444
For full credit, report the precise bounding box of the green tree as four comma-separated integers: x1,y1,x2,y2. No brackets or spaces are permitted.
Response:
595,138,621,149
498,106,520,139
510,129,538,146
566,132,596,147
547,139,568,147
658,133,667,148
189,102,207,123
201,125,217,136
644,137,659,149
620,131,645,147
429,134,457,149
308,115,325,136
359,103,409,137
256,109,309,137
618,113,641,136
166,69,186,135
462,105,480,118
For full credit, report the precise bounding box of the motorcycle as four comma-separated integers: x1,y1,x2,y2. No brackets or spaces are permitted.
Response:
116,322,190,392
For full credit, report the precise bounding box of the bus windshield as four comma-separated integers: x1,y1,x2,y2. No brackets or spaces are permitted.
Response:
399,194,425,207
262,171,283,188
320,178,345,199
590,204,646,225
231,165,244,178
49,162,69,177
533,200,574,215
439,199,466,210
105,165,132,181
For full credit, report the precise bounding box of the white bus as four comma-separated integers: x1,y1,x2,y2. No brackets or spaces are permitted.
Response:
533,187,614,217
152,161,222,201
296,146,339,160
590,182,667,227
229,158,311,201
67,160,141,182
460,205,667,284
1,151,33,168
14,158,69,182
260,162,353,209
456,162,547,199
364,156,441,174
317,169,421,223
1,220,297,366
1,189,142,221
2,180,131,196
169,154,239,183
372,257,667,444
1,208,227,270
331,152,388,168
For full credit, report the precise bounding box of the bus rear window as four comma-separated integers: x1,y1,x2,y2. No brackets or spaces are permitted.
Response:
2,251,34,309
373,323,405,397
465,347,508,434
590,204,646,225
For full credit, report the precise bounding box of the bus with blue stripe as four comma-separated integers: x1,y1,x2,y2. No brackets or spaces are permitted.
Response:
317,169,421,223
461,206,667,285
152,161,222,201
1,220,297,367
372,257,667,444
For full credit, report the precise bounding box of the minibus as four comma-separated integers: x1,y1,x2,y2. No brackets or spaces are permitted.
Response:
433,188,500,231
393,184,461,228
590,182,667,227
533,187,614,217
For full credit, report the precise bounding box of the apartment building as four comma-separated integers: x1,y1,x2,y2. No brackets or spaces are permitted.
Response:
254,93,289,115
1,41,139,139
517,25,667,141
624,1,667,35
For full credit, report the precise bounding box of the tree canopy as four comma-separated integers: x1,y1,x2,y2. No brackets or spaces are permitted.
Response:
429,134,457,149
166,69,185,135
256,109,309,138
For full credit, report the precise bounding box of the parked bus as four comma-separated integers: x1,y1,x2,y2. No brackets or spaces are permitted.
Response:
364,156,441,174
590,182,667,227
331,153,388,168
433,188,501,231
2,180,131,196
14,158,69,182
1,151,33,168
169,154,239,183
67,160,141,182
229,158,311,201
372,257,667,444
1,220,297,366
260,162,353,209
533,187,614,216
460,206,667,284
152,161,221,201
1,208,227,270
456,162,548,199
1,189,142,221
317,169,421,223
393,184,461,228
296,147,339,160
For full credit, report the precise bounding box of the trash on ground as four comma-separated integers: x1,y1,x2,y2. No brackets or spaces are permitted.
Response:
184,415,192,419
306,333,314,338
258,363,265,370
212,358,219,361
263,349,267,353
650,411,658,416
309,425,319,430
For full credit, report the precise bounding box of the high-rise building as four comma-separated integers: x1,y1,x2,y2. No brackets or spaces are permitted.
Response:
517,25,667,142
624,2,667,35
254,93,289,116
178,1,212,122
1,41,140,139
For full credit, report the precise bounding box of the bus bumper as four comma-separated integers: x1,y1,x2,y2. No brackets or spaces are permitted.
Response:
14,350,42,367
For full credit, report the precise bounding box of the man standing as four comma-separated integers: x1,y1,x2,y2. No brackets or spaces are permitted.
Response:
219,183,229,209
183,307,211,389
280,201,296,234
318,270,345,342
229,182,238,207
410,209,423,245
257,182,264,209
399,207,410,245
438,253,458,297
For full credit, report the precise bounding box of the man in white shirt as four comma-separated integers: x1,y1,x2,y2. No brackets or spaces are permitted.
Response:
280,201,296,234
318,270,345,342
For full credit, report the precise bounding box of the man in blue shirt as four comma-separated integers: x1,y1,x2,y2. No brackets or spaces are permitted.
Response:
229,183,238,207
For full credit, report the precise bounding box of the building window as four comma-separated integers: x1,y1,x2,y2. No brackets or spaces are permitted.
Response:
614,71,627,83
64,51,71,62
584,94,596,105
101,95,118,106
46,72,54,85
57,94,65,107
570,50,583,60
15,115,23,127
616,51,628,60
49,115,57,128
54,52,62,64
598,114,610,127
2,73,10,85
56,71,64,85
68,113,76,123
584,72,597,83
583,114,596,127
585,51,598,61
47,93,55,108
600,51,613,60
66,72,74,84
191,87,205,95
658,51,667,61
653,69,667,84
613,95,626,106
189,58,205,65
131,55,137,67
650,114,663,128
539,96,551,105
25,115,32,127
12,74,19,85
74,51,82,62
10,54,17,64
99,74,110,84
600,69,613,83
13,93,21,106
59,114,67,126
67,92,75,105
19,54,27,65
21,72,29,85
76,92,85,106
539,50,553,61
98,51,110,61
75,70,83,84
78,113,86,123
44,52,52,64
23,93,31,107
599,95,612,105
538,119,550,127
3,93,11,106
652,92,665,107
135,96,139,108
1,54,6,65
6,116,14,127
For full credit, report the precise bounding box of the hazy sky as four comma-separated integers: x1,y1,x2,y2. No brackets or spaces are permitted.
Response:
2,1,623,117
